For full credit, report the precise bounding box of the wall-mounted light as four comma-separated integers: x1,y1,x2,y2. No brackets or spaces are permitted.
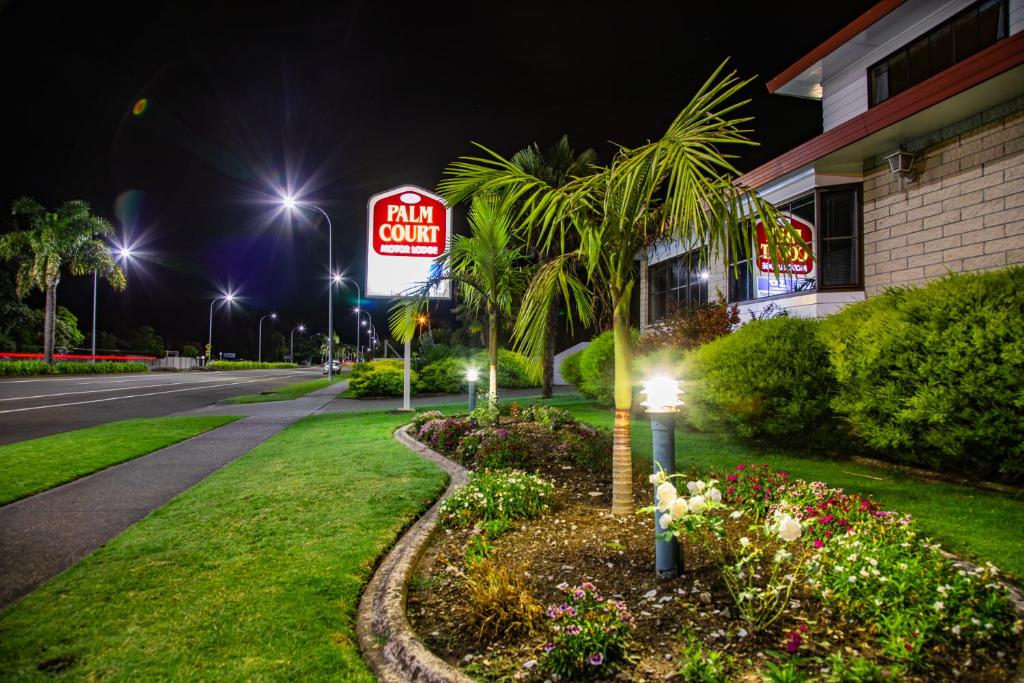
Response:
885,146,917,183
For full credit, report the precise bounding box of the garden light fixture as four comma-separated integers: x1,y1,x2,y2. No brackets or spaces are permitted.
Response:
466,366,479,411
642,375,685,578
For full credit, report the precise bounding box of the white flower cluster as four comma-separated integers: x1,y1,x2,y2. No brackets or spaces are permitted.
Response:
769,508,803,543
652,478,722,530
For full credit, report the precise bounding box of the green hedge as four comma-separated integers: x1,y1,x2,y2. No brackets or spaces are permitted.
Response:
560,350,583,389
349,360,416,397
820,268,1024,479
416,357,468,394
0,361,148,376
471,349,539,389
206,361,298,371
576,330,639,406
682,317,834,441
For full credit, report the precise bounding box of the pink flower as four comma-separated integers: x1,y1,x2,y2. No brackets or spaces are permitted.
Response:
814,539,824,548
727,474,738,482
588,653,604,666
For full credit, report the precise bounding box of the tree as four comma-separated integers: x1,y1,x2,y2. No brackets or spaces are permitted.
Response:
0,198,125,364
182,345,199,358
437,64,795,515
0,261,32,351
21,306,84,351
390,194,529,406
509,136,597,398
127,325,165,357
95,330,119,353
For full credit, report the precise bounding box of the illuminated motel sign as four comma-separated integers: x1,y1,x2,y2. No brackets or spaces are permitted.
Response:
366,186,452,299
753,212,815,298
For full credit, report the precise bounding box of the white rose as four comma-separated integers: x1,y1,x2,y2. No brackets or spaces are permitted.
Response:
686,480,706,495
648,473,661,485
670,497,689,518
739,537,750,548
707,488,722,504
688,495,707,514
656,482,677,508
659,511,673,529
777,516,803,542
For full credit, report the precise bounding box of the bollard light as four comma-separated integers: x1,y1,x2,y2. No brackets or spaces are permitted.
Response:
641,375,684,579
466,366,479,412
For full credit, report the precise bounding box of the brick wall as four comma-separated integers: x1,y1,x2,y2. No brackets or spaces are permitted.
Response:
863,111,1024,294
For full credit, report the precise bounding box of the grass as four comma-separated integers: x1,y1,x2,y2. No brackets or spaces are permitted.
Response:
0,410,447,680
226,377,331,403
560,402,1024,580
0,417,239,505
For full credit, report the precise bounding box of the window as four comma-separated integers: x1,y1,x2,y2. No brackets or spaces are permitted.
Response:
647,249,708,323
868,0,1007,106
728,188,861,302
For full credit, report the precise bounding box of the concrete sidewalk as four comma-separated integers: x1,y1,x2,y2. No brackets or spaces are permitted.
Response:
314,384,576,413
0,381,343,610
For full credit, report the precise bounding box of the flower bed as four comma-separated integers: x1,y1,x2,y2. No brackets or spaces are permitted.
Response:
405,409,1022,681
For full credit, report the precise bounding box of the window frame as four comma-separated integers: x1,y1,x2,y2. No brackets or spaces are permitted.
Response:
647,248,709,324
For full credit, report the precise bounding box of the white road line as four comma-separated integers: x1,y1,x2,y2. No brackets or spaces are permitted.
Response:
0,376,303,414
0,373,298,402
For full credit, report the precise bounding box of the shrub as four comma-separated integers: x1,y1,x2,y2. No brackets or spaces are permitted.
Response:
349,359,415,397
543,583,634,679
439,470,552,528
554,427,613,472
634,293,740,355
560,350,584,388
820,268,1024,479
416,357,468,394
410,410,444,432
476,429,531,469
464,559,544,642
206,361,297,370
0,361,148,376
682,317,834,441
0,360,52,376
472,349,539,389
520,404,576,431
418,417,474,452
576,329,640,406
181,345,199,358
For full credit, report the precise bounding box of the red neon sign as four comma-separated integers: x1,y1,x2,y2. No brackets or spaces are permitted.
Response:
370,189,447,258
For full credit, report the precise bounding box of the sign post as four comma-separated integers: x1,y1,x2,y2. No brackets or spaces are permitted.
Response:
366,186,452,410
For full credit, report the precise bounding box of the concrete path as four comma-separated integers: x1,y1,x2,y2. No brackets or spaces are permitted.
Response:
314,384,576,414
0,381,342,610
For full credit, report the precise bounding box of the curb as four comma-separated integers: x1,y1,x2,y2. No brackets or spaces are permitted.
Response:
356,425,475,683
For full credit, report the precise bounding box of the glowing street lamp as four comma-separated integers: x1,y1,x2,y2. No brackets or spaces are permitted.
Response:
641,375,684,578
207,291,236,365
281,194,337,383
258,313,277,362
290,324,306,364
91,243,134,361
466,366,479,412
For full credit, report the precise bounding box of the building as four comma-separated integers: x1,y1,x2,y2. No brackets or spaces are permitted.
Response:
640,0,1024,327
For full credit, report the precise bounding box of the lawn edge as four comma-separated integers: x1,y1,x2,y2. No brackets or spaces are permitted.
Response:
356,425,475,683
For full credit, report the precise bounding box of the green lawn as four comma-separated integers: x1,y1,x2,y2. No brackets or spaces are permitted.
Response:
0,417,239,506
226,377,331,403
561,402,1024,580
0,410,447,680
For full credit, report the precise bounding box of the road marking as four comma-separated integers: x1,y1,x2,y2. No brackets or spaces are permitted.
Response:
0,373,299,402
0,376,307,414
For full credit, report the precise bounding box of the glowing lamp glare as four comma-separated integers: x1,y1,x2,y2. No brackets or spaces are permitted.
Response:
641,376,684,413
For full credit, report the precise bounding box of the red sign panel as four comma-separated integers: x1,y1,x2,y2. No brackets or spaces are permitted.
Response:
755,212,814,275
370,189,447,258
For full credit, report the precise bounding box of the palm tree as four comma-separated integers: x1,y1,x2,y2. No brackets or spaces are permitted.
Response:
0,198,125,364
390,193,529,405
509,136,597,398
437,63,797,515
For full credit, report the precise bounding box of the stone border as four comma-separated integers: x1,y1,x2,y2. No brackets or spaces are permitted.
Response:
361,425,1024,682
356,425,475,683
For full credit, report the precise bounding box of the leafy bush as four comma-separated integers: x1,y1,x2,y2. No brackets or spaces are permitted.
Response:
553,427,613,472
181,345,199,358
410,410,444,432
0,360,51,376
206,361,297,370
439,470,552,528
476,429,531,469
520,404,576,431
577,329,639,406
820,268,1024,479
349,359,414,397
682,317,834,441
635,293,740,355
543,583,634,678
560,350,584,388
472,349,539,389
418,417,474,452
0,361,148,376
416,357,468,394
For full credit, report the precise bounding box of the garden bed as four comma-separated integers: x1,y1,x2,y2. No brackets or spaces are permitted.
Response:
404,406,1023,681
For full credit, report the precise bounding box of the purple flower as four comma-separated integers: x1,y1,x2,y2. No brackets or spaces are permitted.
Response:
543,642,554,653
574,589,585,600
588,653,604,666
565,624,582,635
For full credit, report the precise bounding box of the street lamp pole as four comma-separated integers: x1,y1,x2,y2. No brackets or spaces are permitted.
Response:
284,198,335,383
258,313,277,362
91,271,97,360
343,279,363,363
207,292,235,366
290,324,305,364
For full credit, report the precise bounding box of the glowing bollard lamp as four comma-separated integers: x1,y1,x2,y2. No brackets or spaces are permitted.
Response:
641,376,684,579
466,367,479,412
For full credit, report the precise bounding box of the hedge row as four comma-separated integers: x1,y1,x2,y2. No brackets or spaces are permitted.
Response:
683,268,1023,480
206,361,298,371
348,350,540,398
0,361,149,376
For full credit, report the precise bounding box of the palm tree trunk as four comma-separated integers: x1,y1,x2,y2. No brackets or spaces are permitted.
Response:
43,284,57,365
488,308,498,405
541,300,557,399
610,291,634,516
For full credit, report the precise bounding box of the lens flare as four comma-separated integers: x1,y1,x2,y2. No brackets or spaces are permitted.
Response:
132,98,149,117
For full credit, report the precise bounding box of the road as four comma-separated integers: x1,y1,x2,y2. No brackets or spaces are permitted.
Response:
0,369,325,445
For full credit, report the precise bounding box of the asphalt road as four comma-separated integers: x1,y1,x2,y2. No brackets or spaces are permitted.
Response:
0,369,325,445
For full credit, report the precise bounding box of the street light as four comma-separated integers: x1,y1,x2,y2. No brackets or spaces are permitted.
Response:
258,313,277,362
641,375,684,579
207,291,236,365
466,366,479,412
282,195,336,383
91,244,134,360
290,324,306,365
337,275,363,363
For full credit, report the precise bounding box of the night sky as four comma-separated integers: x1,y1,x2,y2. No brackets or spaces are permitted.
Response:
0,0,877,355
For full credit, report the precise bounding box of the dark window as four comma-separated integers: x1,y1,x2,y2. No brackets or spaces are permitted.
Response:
647,249,709,323
868,0,1008,107
819,189,860,288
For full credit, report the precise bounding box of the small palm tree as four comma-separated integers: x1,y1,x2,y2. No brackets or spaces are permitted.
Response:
0,198,125,364
438,63,797,515
390,193,529,404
